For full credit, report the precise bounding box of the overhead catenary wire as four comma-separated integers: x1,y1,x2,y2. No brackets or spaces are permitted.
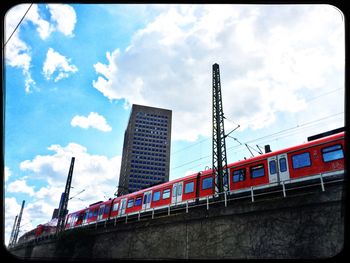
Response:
170,87,344,158
3,3,33,48
170,112,343,173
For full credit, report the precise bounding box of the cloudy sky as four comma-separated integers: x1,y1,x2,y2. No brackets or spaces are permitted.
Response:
4,4,344,246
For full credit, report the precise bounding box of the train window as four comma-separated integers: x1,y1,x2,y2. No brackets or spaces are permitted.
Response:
178,184,182,196
322,144,344,162
185,182,194,193
153,191,161,202
173,185,177,197
233,169,246,182
163,189,171,199
93,209,98,217
223,175,228,186
127,199,134,208
250,164,265,178
202,177,213,190
98,207,104,216
135,197,142,206
112,203,119,211
104,206,110,214
292,152,311,169
279,158,287,172
89,211,93,218
269,161,277,174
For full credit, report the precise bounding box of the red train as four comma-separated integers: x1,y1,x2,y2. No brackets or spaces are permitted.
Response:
64,129,345,230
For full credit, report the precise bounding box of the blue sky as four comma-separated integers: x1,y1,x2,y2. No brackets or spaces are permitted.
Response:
4,4,344,245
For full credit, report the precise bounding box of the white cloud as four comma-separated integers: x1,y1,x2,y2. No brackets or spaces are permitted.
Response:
5,4,77,92
5,4,36,93
7,180,35,196
47,4,77,37
4,198,28,246
4,142,121,246
20,142,121,211
71,112,112,132
5,166,12,182
26,4,53,40
92,5,344,141
43,48,78,82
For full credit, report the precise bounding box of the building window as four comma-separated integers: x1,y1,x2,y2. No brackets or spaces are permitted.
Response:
292,152,311,169
162,189,171,199
250,164,265,178
202,177,213,190
322,144,344,162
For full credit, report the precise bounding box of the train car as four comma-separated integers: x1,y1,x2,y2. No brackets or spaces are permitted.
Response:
64,130,345,231
228,131,345,193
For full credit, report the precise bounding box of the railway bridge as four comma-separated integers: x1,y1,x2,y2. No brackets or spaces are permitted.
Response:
8,178,345,259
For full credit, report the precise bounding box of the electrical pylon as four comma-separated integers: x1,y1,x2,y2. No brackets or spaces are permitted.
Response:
56,157,75,234
212,63,229,196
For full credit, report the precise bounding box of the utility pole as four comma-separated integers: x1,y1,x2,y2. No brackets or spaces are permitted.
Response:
212,63,229,197
56,157,75,234
10,200,25,247
8,215,18,247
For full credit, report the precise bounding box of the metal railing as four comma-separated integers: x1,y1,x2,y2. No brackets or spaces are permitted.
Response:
11,172,344,248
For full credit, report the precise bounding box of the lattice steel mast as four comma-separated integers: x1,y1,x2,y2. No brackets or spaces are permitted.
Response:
212,63,229,196
56,157,75,234
9,200,25,247
8,215,18,247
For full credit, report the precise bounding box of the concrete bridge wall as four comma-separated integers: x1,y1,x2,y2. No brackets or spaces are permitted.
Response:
8,182,345,259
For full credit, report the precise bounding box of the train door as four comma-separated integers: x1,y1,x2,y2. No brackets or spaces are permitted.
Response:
277,153,289,182
119,198,127,216
97,205,105,221
142,191,152,210
268,156,278,183
171,182,183,205
268,154,290,184
83,210,89,225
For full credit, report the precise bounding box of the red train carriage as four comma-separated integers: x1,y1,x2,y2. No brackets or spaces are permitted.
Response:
65,130,345,230
228,131,344,193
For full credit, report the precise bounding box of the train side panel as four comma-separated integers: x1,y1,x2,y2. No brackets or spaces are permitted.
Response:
288,136,345,179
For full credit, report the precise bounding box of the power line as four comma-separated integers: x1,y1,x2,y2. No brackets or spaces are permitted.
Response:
171,137,209,155
245,112,344,145
169,87,343,158
170,112,343,173
3,3,33,48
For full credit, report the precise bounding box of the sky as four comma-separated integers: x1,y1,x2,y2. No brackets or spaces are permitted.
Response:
3,4,345,246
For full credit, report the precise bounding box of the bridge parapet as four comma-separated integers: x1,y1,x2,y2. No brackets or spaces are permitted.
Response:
8,180,345,259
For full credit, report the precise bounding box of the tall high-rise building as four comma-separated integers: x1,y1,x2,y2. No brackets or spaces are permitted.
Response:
117,104,172,195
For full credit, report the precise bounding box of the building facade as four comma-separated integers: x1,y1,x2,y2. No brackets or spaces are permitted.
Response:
117,104,172,195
